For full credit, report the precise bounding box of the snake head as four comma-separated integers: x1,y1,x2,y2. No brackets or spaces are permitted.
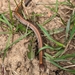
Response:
24,0,32,6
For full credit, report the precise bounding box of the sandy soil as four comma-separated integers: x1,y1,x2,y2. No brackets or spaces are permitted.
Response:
0,0,75,75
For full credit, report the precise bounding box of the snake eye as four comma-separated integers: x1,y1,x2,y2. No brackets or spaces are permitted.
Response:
25,0,32,7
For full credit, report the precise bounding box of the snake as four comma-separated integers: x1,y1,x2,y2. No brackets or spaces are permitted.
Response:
14,1,43,67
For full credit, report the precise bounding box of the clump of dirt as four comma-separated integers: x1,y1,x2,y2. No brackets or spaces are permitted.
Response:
0,0,75,75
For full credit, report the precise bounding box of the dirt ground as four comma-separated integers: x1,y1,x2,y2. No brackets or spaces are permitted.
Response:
0,0,75,75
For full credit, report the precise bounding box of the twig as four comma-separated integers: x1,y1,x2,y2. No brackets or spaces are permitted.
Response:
63,65,75,69
60,40,71,56
36,2,58,5
1,63,6,75
70,44,75,49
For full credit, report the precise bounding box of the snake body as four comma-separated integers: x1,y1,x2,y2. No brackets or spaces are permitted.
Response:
14,3,43,66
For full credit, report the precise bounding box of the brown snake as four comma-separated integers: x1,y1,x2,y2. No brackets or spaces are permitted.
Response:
14,2,43,67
